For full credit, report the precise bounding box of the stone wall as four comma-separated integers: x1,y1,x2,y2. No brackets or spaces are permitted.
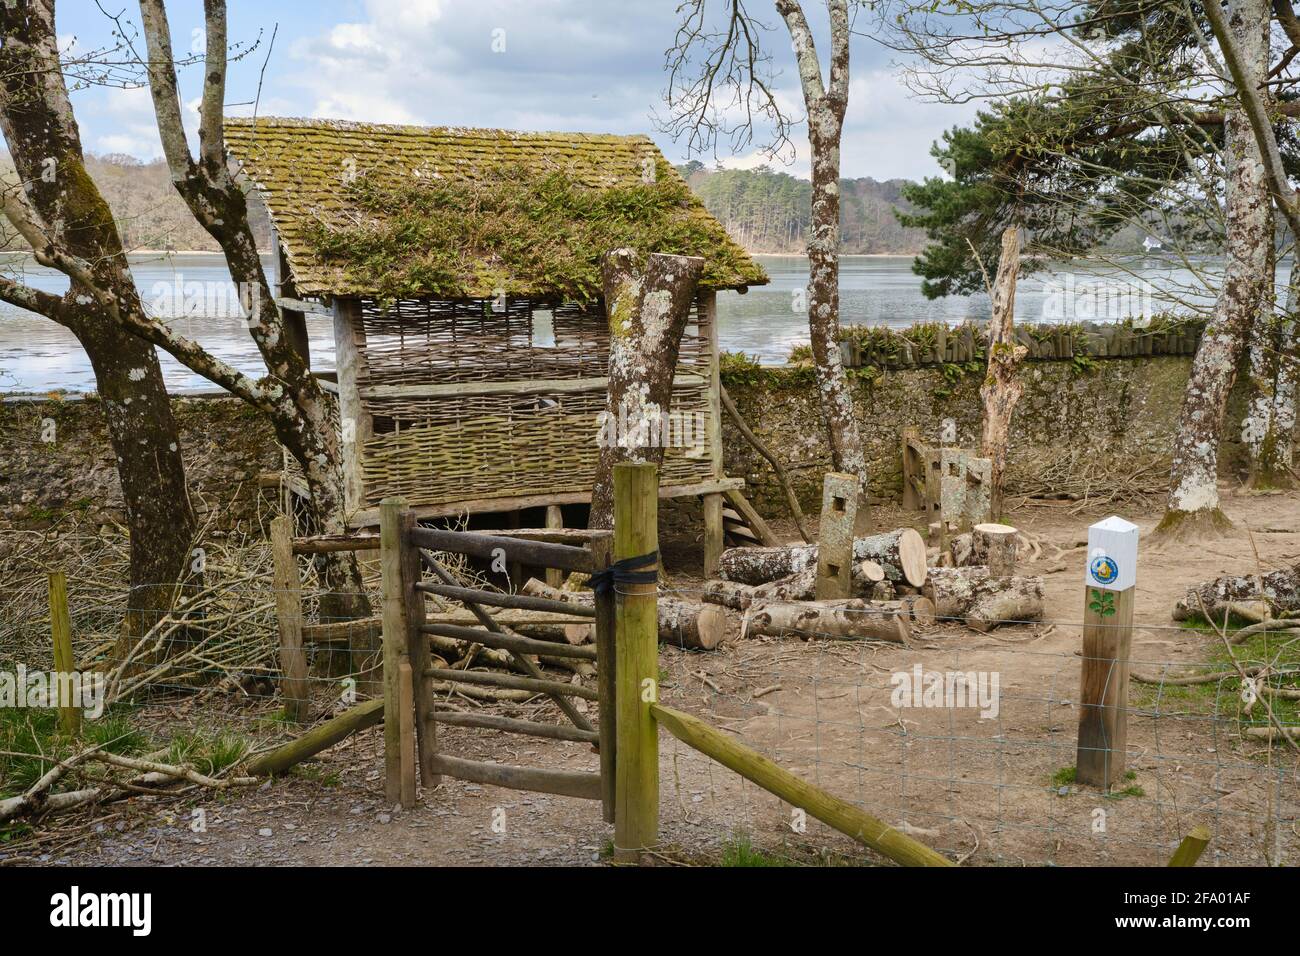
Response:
0,351,1253,536
720,354,1251,513
0,395,279,535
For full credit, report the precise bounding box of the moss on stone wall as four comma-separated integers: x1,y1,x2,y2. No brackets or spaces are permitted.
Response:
0,396,278,535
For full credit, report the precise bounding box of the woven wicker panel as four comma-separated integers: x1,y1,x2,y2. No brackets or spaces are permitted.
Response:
361,410,713,505
355,296,709,390
291,293,719,509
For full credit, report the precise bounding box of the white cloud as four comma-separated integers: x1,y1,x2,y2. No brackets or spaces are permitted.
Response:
63,1,976,181
94,87,164,159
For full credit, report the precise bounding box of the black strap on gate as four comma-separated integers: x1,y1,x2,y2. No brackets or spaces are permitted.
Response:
587,550,659,596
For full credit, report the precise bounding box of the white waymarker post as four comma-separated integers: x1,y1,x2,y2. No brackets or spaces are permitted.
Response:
1076,516,1139,788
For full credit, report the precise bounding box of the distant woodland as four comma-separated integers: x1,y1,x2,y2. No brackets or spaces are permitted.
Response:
1,153,273,253
679,162,927,254
3,152,923,257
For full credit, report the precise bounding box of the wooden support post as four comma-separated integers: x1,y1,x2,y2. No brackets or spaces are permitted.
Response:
245,699,384,776
380,497,413,804
1167,825,1211,866
1076,517,1139,789
332,297,372,518
815,472,858,600
276,236,311,368
399,510,439,788
397,660,417,808
613,462,659,861
270,516,311,723
703,492,724,577
590,531,618,824
545,504,565,588
901,427,923,511
651,704,953,867
46,571,80,737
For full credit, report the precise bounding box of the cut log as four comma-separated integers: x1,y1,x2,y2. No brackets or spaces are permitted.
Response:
718,544,817,585
858,560,886,584
898,593,937,627
800,596,935,626
1173,566,1300,621
522,578,726,650
743,600,911,643
743,561,905,606
972,523,1018,579
924,566,1045,631
870,580,896,601
700,579,760,611
855,529,928,587
659,600,728,650
950,523,1019,578
718,529,927,588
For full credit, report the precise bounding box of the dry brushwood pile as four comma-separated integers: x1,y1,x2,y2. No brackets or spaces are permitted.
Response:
0,514,289,710
699,521,1046,638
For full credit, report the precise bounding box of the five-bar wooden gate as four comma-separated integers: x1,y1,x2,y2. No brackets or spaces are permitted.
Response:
378,498,616,821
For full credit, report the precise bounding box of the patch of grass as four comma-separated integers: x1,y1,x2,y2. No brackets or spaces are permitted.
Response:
1106,784,1146,800
1050,766,1076,788
1127,618,1300,764
718,833,795,867
0,706,144,798
165,731,249,776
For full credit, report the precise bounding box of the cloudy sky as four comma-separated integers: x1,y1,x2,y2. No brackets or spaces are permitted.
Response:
57,0,977,181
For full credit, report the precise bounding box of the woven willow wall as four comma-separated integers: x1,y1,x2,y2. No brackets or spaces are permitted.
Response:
348,296,716,509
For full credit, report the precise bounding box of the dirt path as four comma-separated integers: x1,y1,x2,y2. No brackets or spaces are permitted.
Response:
11,486,1298,867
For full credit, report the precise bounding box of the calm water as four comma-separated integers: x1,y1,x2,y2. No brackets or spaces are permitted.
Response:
0,251,1287,393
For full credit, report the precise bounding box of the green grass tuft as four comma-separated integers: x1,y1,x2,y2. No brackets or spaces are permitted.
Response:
718,833,795,867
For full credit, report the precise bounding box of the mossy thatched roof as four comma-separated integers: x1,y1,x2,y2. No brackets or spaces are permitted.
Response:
225,117,767,300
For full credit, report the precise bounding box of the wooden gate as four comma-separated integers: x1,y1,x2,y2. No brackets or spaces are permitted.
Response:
378,499,616,821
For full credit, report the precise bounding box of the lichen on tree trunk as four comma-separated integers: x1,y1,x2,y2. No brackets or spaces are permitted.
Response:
589,249,704,528
1158,0,1272,536
979,227,1026,521
777,0,869,522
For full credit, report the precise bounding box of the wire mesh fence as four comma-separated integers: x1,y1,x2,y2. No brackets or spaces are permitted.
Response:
652,582,1299,867
1,565,1297,867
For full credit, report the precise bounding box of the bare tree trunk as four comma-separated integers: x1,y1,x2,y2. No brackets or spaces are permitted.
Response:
135,0,367,619
1159,0,1271,535
1245,258,1297,488
979,227,1026,520
777,0,869,512
0,0,197,652
589,249,704,528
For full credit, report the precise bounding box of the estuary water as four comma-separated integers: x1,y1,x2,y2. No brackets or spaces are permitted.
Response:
0,251,1286,393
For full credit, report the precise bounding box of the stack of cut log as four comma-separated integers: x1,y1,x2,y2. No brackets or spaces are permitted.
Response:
702,522,1045,637
520,579,726,650
927,523,1044,631
702,529,934,642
